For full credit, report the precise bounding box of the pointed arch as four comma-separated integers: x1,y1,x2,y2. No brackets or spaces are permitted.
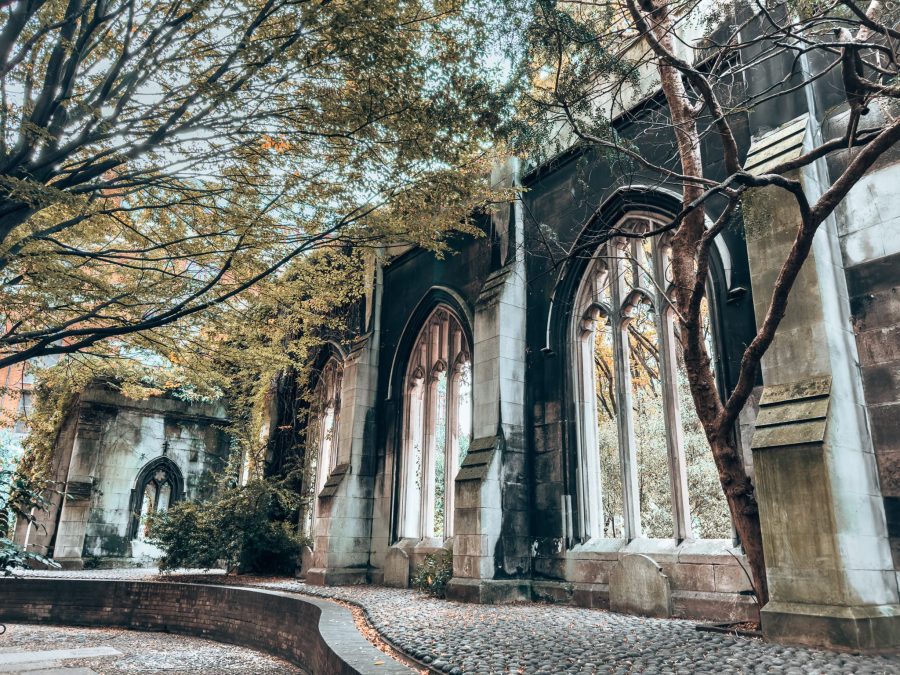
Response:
567,210,734,544
299,348,344,538
129,457,184,540
395,303,473,542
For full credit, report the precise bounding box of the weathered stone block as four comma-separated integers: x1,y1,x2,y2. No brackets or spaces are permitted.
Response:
664,563,716,593
298,545,314,578
568,557,615,585
714,562,754,594
533,451,561,483
383,546,410,589
672,590,759,623
762,601,900,651
609,554,672,618
570,582,609,609
871,404,900,454
531,580,573,604
532,554,565,579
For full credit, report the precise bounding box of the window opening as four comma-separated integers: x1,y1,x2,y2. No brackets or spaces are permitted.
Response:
574,216,733,541
131,460,181,541
398,306,472,541
300,356,343,538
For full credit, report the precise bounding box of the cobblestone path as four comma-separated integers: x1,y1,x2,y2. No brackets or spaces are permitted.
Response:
255,580,899,675
16,569,900,674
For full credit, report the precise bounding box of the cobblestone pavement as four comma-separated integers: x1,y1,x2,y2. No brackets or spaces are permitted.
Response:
0,623,303,674
14,569,900,674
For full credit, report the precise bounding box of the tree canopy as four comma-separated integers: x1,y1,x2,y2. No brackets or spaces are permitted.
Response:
0,0,515,368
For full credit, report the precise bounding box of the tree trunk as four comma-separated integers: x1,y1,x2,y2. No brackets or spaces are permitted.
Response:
637,0,771,605
709,435,768,605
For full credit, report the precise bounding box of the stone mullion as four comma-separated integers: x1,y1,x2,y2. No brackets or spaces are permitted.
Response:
657,305,692,540
611,241,642,540
421,327,438,540
578,316,604,540
398,385,413,538
331,366,343,468
443,323,463,539
445,364,459,539
400,334,426,539
316,410,328,494
422,378,439,539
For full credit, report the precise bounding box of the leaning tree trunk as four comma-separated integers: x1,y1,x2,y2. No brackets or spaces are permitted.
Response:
708,435,768,605
637,0,771,605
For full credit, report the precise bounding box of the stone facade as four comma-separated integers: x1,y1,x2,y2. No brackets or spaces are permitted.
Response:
294,42,900,652
15,384,229,567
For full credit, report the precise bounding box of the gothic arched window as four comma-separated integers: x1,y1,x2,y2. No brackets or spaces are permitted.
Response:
398,306,472,541
130,457,183,540
300,355,343,537
572,216,732,541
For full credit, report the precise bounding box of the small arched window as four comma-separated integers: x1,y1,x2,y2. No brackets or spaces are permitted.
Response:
572,216,731,542
398,306,472,541
300,355,343,538
130,457,183,540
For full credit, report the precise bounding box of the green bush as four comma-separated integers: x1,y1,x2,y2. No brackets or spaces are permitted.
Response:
146,479,308,575
411,547,453,598
1,432,59,575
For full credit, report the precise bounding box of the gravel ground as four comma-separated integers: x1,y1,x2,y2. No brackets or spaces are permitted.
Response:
13,568,900,674
0,623,303,674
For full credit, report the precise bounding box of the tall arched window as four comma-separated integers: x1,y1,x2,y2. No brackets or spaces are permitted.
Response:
398,306,472,541
130,457,183,540
301,355,343,537
573,216,731,541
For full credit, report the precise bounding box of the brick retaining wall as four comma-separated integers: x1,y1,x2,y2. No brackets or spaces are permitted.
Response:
0,579,411,675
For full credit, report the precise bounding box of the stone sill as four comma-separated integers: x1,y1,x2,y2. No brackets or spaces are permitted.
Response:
568,537,744,566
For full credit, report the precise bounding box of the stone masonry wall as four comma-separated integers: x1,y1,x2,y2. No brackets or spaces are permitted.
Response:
19,385,230,563
838,159,900,573
0,579,408,675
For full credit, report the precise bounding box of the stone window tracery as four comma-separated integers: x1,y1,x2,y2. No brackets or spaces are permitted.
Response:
573,216,732,541
130,457,182,541
301,355,343,537
398,306,472,541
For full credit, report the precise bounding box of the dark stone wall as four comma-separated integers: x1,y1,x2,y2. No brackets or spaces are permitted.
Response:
847,252,900,569
375,231,494,542
372,8,853,581
0,579,408,675
519,116,765,549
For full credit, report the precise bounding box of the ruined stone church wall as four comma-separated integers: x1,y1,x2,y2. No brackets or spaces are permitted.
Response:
17,385,229,565
368,229,495,576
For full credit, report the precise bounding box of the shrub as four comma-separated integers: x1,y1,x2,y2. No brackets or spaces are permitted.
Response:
147,479,308,575
1,433,59,575
411,547,453,598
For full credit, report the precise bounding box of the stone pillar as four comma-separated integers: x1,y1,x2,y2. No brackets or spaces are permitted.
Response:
306,258,383,586
743,116,900,649
52,404,113,566
446,158,531,603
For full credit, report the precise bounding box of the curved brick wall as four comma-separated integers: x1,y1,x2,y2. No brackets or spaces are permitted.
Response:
0,579,410,675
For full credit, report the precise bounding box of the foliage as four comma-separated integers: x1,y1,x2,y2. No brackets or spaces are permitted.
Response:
594,306,731,540
0,430,58,575
146,478,308,575
0,0,519,370
19,354,220,481
411,547,454,598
